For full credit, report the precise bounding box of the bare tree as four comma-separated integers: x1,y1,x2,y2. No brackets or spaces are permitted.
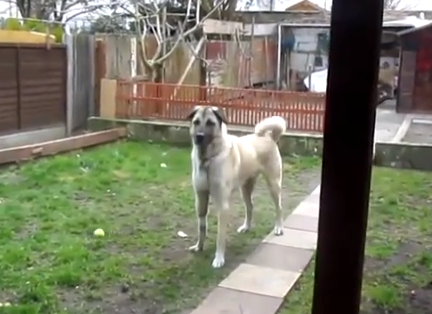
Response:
175,0,239,21
122,0,225,82
384,0,418,10
9,0,109,22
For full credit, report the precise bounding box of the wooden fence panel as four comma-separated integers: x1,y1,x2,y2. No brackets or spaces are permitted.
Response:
19,46,66,130
0,44,67,135
206,37,276,88
98,34,132,79
0,47,19,134
94,39,106,116
69,34,95,132
115,81,326,133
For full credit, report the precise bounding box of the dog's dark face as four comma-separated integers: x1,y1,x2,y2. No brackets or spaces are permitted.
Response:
187,106,227,147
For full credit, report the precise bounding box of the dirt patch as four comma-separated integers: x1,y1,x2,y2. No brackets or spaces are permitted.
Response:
364,241,423,272
363,241,432,314
407,284,432,314
365,278,432,314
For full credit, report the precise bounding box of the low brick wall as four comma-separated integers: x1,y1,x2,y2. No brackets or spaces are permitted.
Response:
375,142,432,171
88,117,323,157
88,117,432,172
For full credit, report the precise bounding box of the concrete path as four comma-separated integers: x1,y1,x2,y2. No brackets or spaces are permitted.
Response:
190,185,321,314
375,108,432,144
375,108,406,142
0,125,66,150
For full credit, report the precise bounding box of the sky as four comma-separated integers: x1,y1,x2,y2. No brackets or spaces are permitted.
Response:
243,0,432,11
0,0,431,21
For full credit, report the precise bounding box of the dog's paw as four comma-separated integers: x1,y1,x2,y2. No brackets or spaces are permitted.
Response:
211,256,225,268
188,243,203,252
237,223,250,233
273,226,284,236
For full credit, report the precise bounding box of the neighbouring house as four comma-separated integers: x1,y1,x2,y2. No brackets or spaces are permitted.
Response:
397,22,432,113
278,17,431,92
284,0,326,13
237,0,330,24
237,7,432,24
236,1,432,93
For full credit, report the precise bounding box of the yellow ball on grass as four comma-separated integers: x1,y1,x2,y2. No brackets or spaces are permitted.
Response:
93,228,105,237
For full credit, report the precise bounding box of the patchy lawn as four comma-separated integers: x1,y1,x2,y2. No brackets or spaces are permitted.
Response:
0,140,320,314
280,167,432,314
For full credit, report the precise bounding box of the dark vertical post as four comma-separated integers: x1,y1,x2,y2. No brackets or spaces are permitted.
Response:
311,0,383,314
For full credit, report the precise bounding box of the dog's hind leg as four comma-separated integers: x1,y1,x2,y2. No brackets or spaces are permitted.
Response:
189,191,209,252
263,159,284,236
237,177,257,233
266,176,284,236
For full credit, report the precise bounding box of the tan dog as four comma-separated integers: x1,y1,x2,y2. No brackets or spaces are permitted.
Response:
187,106,287,268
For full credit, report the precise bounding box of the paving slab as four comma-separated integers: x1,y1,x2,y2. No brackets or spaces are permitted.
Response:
190,287,283,314
247,243,314,272
375,108,406,142
218,263,301,298
292,201,320,218
263,228,317,249
284,214,319,232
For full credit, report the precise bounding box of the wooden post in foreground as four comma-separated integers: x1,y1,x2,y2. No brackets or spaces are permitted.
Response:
311,0,384,314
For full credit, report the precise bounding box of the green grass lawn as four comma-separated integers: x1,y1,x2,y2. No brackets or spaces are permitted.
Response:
280,167,432,314
0,140,320,314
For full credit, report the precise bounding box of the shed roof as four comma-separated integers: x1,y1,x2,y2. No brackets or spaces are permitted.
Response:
398,19,432,36
285,0,324,12
278,19,424,29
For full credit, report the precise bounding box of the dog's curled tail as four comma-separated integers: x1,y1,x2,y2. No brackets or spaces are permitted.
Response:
254,116,287,142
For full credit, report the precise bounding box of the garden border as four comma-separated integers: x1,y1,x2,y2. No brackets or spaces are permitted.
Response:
88,117,432,172
0,128,127,165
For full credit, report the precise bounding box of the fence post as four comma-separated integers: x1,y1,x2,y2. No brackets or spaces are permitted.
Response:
88,35,96,118
276,24,282,90
64,27,74,136
131,37,137,116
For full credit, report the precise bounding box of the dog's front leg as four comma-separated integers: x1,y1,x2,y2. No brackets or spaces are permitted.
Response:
189,190,209,252
212,191,229,268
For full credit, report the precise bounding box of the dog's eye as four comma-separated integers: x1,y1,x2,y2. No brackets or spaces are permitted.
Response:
193,119,200,125
206,120,215,126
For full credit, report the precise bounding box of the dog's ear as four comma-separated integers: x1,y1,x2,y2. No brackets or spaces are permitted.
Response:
211,107,228,125
186,106,200,121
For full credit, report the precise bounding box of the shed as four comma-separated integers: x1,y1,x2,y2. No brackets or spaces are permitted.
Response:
276,21,411,91
397,21,432,113
284,0,325,12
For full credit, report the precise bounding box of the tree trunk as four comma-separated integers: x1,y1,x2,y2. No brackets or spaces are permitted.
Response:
152,64,163,83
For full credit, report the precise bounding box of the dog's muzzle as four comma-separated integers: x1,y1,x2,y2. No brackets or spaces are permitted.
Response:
194,133,205,145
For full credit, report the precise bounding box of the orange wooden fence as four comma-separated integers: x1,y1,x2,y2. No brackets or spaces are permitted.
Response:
115,81,326,133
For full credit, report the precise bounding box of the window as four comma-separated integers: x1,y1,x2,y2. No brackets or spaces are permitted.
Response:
314,55,323,67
